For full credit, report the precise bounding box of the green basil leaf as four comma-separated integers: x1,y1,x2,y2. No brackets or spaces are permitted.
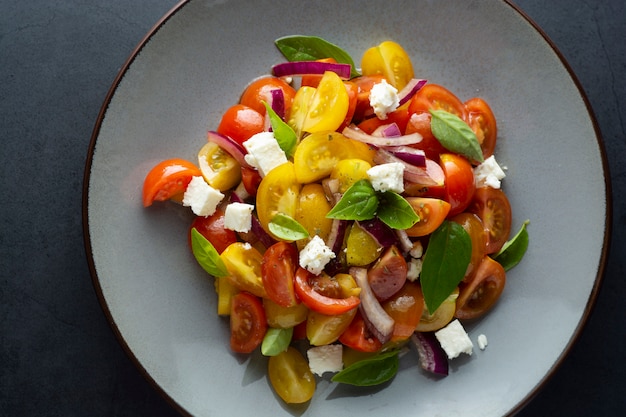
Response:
262,101,297,158
326,179,378,221
261,327,293,357
269,213,309,241
190,228,229,277
421,220,472,312
377,191,420,230
492,220,530,271
275,35,360,78
331,350,399,386
430,109,484,163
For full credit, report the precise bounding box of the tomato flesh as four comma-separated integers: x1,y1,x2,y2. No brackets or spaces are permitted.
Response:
367,245,407,302
339,310,383,352
467,187,512,254
451,213,486,282
440,153,475,217
268,347,316,404
216,104,265,147
382,281,424,342
294,268,360,315
404,197,451,237
302,71,349,133
256,162,301,240
221,242,267,298
361,40,414,89
230,292,267,353
142,158,201,207
408,84,468,120
262,242,299,307
464,97,497,159
455,255,506,320
240,76,296,117
189,208,237,254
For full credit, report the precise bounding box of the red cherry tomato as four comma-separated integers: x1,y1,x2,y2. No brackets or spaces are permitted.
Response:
408,83,468,120
216,104,265,147
404,197,451,237
382,281,424,342
338,310,383,353
404,111,447,161
339,81,358,131
142,158,201,207
189,208,237,254
352,74,386,122
455,255,506,320
261,242,299,308
367,246,407,302
230,292,267,353
294,268,360,315
240,76,296,116
450,212,486,282
464,97,497,160
439,153,476,217
241,165,262,196
467,187,512,254
357,107,410,135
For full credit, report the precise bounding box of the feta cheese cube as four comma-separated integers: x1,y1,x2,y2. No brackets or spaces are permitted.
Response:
299,235,335,275
406,258,422,282
182,176,224,217
307,344,343,376
367,162,405,193
224,202,254,233
243,131,287,177
435,319,474,359
474,155,506,189
477,334,488,350
369,79,400,120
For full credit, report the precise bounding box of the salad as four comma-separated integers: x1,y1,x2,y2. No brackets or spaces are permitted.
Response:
142,36,529,405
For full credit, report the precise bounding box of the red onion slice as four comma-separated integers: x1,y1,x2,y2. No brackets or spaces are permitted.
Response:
357,218,399,248
384,146,426,167
410,332,449,376
206,130,251,168
350,266,395,344
342,124,422,147
270,88,285,120
370,123,402,138
398,78,428,107
374,149,444,187
272,61,352,80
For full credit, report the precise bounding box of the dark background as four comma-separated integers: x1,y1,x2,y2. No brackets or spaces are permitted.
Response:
1,1,624,415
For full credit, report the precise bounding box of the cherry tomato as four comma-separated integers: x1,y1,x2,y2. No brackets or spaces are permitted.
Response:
404,111,447,161
262,242,299,308
339,81,358,131
455,255,506,320
295,184,333,249
367,246,407,302
216,104,264,147
467,187,512,254
330,158,372,193
221,242,267,298
268,347,316,404
338,310,383,353
415,288,459,332
188,208,237,254
357,107,410,134
294,268,360,315
197,141,241,191
142,158,201,207
306,308,357,346
451,213,486,282
361,40,414,89
345,222,382,267
240,76,296,117
439,153,475,217
404,197,451,237
464,97,497,159
352,74,386,121
293,131,376,184
382,281,424,342
302,71,349,133
230,292,267,353
256,162,301,240
286,85,316,138
263,298,308,329
408,84,468,120
240,165,262,196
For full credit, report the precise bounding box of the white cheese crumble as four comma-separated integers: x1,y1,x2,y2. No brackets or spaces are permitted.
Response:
367,162,405,193
474,155,506,189
369,79,400,119
243,131,287,177
435,319,474,359
477,334,488,350
406,258,423,282
299,235,335,275
307,344,343,376
224,202,254,233
182,176,224,217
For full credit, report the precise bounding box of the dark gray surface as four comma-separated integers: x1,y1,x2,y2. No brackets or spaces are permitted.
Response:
1,1,623,415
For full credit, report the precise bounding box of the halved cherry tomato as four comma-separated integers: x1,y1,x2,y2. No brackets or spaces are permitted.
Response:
464,97,497,159
216,104,265,147
382,281,424,342
467,187,512,254
295,183,333,249
142,158,201,207
188,208,237,254
240,76,296,117
367,245,407,302
286,85,316,138
240,165,262,196
268,347,316,404
455,255,506,320
221,242,267,298
404,111,447,161
415,288,459,332
404,197,451,237
338,310,383,352
330,158,372,193
408,84,468,120
197,141,241,191
306,308,357,346
256,162,301,240
361,40,414,90
357,107,410,134
339,81,358,131
263,298,308,329
352,74,386,122
302,71,349,133
440,153,475,217
345,222,382,267
262,242,299,307
294,267,360,315
451,212,486,282
230,292,267,353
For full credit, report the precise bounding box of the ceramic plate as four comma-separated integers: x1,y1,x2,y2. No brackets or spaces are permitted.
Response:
83,1,610,416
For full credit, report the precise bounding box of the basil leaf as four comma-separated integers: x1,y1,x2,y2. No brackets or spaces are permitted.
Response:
269,213,309,241
421,221,472,312
377,191,420,230
262,101,297,158
190,228,229,277
261,327,293,356
275,35,360,78
493,220,530,271
331,350,399,386
326,179,378,221
430,109,484,163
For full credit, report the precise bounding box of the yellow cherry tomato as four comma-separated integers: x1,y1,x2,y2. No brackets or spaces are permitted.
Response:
215,275,239,316
287,86,316,139
306,308,357,346
295,183,333,249
345,223,383,266
361,40,414,90
330,158,372,193
415,288,459,332
256,162,301,240
268,347,316,404
220,242,266,298
302,71,349,133
197,141,241,191
263,298,308,329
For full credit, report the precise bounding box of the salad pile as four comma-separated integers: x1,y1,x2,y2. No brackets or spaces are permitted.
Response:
142,36,529,404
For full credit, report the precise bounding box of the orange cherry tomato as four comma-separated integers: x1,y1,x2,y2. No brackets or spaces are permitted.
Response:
408,84,468,120
367,246,407,302
382,281,424,342
240,76,296,116
216,104,265,147
188,208,237,254
439,153,476,217
455,255,506,320
404,197,451,237
230,292,267,353
450,212,486,282
294,267,360,315
464,97,497,160
357,107,410,134
142,158,201,207
262,242,299,308
467,187,512,254
338,310,383,353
